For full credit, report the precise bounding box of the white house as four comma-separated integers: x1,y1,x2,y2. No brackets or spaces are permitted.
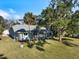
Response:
9,24,37,41
9,24,53,41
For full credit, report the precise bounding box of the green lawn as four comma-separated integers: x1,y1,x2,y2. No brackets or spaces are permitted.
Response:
0,36,79,59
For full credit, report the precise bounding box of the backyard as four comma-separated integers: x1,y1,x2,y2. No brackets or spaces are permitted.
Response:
0,0,79,59
0,36,79,59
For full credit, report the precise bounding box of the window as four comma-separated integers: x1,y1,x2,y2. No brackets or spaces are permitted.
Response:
24,33,28,35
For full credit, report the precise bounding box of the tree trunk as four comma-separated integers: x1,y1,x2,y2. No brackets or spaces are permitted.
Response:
59,34,62,42
28,21,32,47
59,30,63,42
59,31,66,42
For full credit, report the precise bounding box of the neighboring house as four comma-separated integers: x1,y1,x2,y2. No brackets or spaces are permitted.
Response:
9,24,37,41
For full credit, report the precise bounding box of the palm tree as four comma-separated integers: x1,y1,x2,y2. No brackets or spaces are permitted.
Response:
24,12,35,46
24,12,35,25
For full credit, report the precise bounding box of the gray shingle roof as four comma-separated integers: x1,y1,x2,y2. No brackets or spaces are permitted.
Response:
12,24,37,32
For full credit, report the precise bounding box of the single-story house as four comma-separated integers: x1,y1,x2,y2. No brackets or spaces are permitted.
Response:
9,24,53,41
9,24,37,41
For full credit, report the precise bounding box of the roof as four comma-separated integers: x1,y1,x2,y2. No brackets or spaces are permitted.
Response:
11,24,37,32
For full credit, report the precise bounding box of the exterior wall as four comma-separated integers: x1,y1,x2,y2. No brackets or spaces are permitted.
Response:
18,33,24,41
17,32,33,41
9,26,53,41
9,27,15,39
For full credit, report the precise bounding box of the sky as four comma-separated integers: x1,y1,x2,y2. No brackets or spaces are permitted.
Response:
0,0,79,20
0,0,50,19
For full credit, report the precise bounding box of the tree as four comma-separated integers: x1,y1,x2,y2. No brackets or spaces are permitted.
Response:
0,16,5,34
68,10,79,36
23,12,35,46
24,12,35,25
41,0,79,42
52,19,70,41
41,7,55,27
50,0,79,41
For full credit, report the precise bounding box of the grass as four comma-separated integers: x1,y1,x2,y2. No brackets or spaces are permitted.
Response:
0,36,79,59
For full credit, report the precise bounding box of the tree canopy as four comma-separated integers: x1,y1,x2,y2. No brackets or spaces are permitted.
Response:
24,12,35,25
0,16,5,34
68,10,79,34
40,0,79,41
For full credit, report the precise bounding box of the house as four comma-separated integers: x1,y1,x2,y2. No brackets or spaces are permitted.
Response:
9,24,53,41
9,24,37,41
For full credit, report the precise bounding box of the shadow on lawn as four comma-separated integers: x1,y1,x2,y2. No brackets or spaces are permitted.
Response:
27,41,46,51
26,40,50,51
62,38,79,47
35,41,46,51
0,54,7,59
62,38,74,41
36,46,45,51
50,37,79,47
51,37,74,41
0,38,2,40
62,41,79,47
